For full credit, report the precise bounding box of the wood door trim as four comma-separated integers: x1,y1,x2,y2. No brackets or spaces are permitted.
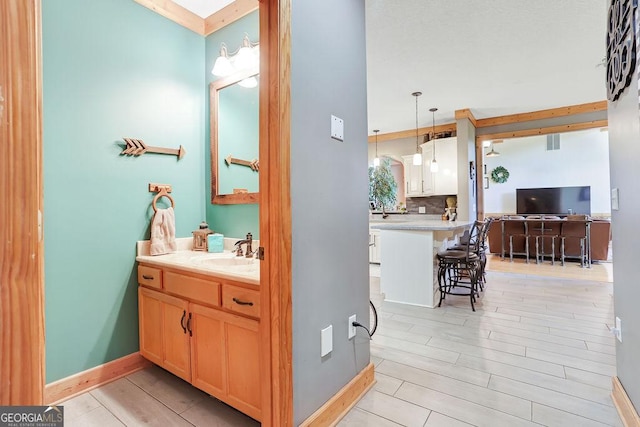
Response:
0,0,45,406
259,0,292,425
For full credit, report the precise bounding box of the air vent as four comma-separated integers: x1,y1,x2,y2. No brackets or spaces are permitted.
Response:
546,134,560,151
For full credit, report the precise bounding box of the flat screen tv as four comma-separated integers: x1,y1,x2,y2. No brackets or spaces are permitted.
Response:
516,186,591,215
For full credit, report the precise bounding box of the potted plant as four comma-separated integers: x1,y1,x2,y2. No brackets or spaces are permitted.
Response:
369,157,397,218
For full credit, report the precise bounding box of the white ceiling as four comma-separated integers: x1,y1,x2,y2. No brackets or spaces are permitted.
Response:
175,0,608,134
172,0,234,18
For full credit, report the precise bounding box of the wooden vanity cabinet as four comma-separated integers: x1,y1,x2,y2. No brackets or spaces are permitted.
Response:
137,265,261,421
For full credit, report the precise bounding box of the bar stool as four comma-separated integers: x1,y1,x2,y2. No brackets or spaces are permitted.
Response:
502,216,529,262
561,215,589,267
531,215,562,264
437,221,483,311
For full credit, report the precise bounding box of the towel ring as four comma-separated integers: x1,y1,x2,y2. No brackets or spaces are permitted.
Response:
152,189,175,212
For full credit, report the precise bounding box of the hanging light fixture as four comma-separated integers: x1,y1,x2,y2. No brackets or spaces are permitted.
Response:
212,33,259,77
373,129,381,167
429,107,439,172
412,92,423,166
486,140,501,157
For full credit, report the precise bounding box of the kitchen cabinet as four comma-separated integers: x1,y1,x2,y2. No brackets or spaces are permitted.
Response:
138,266,261,421
402,154,424,197
402,137,458,198
427,136,458,196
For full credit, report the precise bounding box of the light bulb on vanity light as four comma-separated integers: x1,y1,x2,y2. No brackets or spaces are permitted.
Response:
211,44,233,77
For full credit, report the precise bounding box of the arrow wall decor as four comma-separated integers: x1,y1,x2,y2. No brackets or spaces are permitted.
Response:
121,138,186,160
224,154,259,171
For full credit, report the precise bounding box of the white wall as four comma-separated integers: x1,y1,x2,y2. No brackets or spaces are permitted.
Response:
483,128,611,216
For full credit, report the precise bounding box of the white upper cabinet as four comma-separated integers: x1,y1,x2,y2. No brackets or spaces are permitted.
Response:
403,137,458,197
428,136,458,195
402,154,424,197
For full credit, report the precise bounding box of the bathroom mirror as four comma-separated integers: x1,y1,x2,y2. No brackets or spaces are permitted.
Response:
210,66,259,204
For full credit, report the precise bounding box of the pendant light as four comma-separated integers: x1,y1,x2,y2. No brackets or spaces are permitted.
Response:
412,92,423,166
429,107,439,172
373,129,381,167
486,140,501,157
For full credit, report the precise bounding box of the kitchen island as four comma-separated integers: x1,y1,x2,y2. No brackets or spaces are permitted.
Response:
370,220,473,308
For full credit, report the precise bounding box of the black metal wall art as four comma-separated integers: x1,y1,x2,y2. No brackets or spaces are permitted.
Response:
607,0,638,102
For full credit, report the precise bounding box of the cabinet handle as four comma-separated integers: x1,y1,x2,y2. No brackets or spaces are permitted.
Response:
233,297,254,306
180,310,187,334
186,312,192,337
142,275,154,280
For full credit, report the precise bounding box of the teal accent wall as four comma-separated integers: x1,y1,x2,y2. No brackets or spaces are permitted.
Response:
42,0,205,382
205,12,260,239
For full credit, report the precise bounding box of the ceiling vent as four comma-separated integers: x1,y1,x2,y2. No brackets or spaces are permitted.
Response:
546,134,560,151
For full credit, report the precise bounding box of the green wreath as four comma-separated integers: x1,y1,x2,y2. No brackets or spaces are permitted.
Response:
491,166,510,183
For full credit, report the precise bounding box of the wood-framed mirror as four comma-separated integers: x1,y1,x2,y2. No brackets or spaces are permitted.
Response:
210,66,260,204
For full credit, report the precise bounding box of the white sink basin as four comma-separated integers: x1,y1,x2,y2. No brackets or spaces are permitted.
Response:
191,255,259,275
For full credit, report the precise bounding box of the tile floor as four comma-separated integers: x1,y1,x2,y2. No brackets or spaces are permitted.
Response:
62,261,622,426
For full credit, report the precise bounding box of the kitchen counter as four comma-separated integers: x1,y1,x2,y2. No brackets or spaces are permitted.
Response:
371,220,472,308
136,237,259,285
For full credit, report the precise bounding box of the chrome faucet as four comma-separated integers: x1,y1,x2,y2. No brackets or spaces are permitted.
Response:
234,233,253,258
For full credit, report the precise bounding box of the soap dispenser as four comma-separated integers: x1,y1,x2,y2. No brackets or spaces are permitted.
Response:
192,221,214,251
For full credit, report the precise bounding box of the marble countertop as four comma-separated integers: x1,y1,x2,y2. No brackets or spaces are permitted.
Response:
136,237,259,286
370,220,473,231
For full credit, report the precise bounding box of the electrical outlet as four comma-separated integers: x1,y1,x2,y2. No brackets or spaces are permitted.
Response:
348,314,357,339
615,317,622,342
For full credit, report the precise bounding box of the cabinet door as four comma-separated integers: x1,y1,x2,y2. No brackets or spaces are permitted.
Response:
420,142,435,195
402,155,423,196
226,316,261,420
189,303,226,397
139,287,191,382
432,137,458,195
139,287,163,366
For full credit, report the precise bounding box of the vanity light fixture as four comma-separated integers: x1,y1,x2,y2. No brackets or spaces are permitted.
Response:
212,33,259,78
412,92,423,166
429,107,439,173
373,129,380,167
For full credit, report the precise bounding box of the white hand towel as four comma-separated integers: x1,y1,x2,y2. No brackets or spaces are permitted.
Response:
150,207,177,255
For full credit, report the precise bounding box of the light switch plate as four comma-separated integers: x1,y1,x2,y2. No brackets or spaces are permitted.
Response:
418,207,426,214
321,325,333,356
331,115,344,141
611,188,619,210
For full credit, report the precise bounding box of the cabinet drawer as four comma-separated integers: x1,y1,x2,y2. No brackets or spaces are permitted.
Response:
222,286,260,318
138,265,162,289
165,271,221,307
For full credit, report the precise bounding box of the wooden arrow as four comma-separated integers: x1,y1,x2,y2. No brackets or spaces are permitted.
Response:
121,138,186,160
225,155,259,171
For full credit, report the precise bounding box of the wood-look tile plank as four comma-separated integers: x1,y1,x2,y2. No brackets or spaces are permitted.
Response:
180,396,259,426
374,326,431,344
372,372,403,396
489,331,616,365
61,392,102,421
586,341,617,355
488,376,618,425
337,407,402,426
381,301,468,325
372,335,460,363
549,327,617,345
126,366,207,414
563,367,615,390
64,406,125,427
394,381,538,427
90,378,193,427
409,322,491,341
376,360,532,419
370,345,490,387
456,354,613,406
525,348,616,376
519,316,613,337
425,332,527,356
532,403,614,427
426,337,566,377
478,323,588,349
355,389,431,427
424,412,475,427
